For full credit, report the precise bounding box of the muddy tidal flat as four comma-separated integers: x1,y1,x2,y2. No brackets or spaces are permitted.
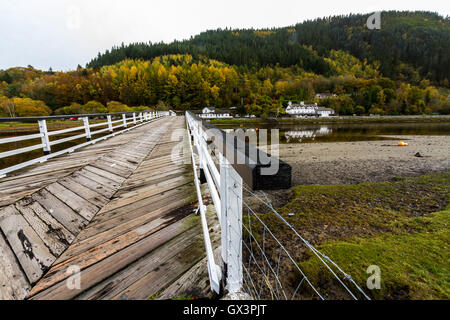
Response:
276,135,450,186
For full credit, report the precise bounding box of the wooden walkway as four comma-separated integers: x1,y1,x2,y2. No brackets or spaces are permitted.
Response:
0,116,219,300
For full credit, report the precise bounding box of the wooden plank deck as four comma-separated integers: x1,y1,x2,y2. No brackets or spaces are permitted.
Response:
0,116,218,300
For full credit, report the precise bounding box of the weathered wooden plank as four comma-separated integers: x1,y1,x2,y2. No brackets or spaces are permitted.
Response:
0,205,56,284
78,168,121,190
0,169,73,191
114,175,188,199
135,157,188,172
119,172,190,192
46,183,99,221
0,233,31,300
100,179,193,213
111,235,207,300
94,235,204,300
29,212,199,300
15,202,68,256
0,189,41,208
32,189,87,235
70,172,116,198
90,160,132,178
79,186,194,237
101,156,138,170
56,197,195,262
126,166,187,182
83,166,126,184
26,201,75,244
157,247,221,300
58,177,109,207
28,207,197,297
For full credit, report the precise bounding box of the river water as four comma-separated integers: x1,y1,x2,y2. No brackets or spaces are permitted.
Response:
215,122,450,144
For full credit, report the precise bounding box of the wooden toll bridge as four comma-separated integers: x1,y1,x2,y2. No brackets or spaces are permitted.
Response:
0,116,222,300
0,111,292,300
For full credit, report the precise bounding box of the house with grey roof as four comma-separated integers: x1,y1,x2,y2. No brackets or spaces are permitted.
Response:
285,101,335,117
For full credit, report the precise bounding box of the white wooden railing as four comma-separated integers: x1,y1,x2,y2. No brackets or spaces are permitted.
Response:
0,111,165,178
186,111,370,300
186,111,292,297
186,111,242,295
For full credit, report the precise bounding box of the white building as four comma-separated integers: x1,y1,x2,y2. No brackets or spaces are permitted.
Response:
198,107,232,119
285,101,335,117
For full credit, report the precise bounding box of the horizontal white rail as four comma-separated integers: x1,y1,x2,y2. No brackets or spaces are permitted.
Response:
186,111,243,296
186,118,222,294
49,133,87,146
47,126,85,136
0,143,44,158
0,111,166,178
0,133,43,144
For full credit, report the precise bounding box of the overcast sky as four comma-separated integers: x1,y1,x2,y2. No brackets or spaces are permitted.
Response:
1,0,449,71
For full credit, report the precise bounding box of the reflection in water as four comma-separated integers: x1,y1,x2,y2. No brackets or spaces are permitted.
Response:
285,126,332,142
216,122,450,144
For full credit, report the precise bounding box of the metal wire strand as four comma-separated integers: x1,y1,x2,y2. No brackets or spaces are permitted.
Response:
235,186,370,300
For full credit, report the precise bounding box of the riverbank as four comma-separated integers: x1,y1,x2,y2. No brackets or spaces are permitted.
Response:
276,173,450,300
210,115,450,125
277,135,450,186
248,135,449,299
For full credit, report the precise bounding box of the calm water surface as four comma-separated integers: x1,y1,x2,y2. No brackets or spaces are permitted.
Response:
215,122,450,144
1,122,450,171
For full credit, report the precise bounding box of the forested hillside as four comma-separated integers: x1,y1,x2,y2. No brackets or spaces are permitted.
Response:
0,11,449,117
88,11,450,85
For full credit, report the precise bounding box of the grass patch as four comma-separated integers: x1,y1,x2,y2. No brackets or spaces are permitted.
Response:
274,173,449,243
258,172,449,299
298,207,449,299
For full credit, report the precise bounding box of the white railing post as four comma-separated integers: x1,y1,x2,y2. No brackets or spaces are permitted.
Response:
139,112,143,123
107,115,113,133
122,114,127,128
38,119,51,155
220,154,229,288
220,156,243,294
133,112,137,125
82,117,91,141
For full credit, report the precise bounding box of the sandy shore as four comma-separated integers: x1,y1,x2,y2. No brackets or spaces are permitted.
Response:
276,135,450,186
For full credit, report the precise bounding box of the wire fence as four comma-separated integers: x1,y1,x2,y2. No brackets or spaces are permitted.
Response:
230,185,371,300
188,111,370,300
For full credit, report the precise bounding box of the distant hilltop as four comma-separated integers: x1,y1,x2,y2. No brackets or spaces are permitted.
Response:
88,11,449,85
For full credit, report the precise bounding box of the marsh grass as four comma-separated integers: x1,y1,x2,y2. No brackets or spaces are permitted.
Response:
247,173,449,299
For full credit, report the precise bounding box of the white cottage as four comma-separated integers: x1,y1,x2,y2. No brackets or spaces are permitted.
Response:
285,101,335,117
199,107,232,119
